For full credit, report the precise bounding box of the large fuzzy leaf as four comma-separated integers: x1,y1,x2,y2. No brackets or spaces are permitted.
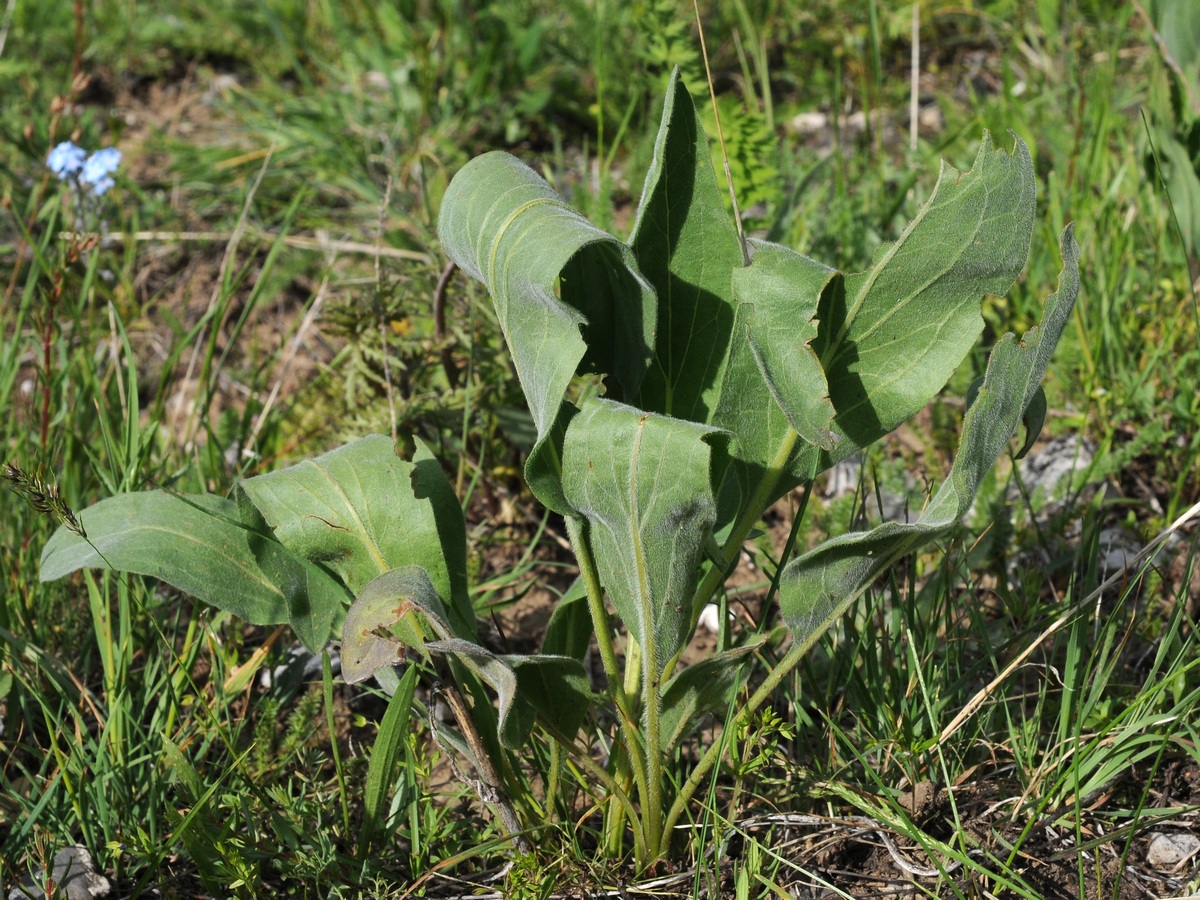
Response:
561,397,722,674
238,435,474,640
437,151,656,512
817,132,1036,451
780,226,1079,648
39,491,348,649
712,241,839,527
629,68,746,423
718,136,1037,528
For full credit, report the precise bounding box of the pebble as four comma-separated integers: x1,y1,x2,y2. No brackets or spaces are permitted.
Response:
8,845,110,900
1146,831,1200,870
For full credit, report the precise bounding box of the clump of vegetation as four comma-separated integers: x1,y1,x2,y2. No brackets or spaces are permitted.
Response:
3,2,1198,897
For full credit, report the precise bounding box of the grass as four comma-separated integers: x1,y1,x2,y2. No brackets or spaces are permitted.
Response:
2,0,1198,896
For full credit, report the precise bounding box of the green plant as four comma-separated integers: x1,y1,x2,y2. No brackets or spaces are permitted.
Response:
38,70,1078,868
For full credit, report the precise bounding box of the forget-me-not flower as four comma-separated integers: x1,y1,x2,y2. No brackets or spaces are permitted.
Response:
80,147,122,196
47,142,122,196
47,141,87,179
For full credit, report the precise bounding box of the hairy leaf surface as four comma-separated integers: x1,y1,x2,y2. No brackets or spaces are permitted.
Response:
630,68,745,422
438,151,656,511
780,226,1079,648
561,397,722,672
40,492,348,648
239,435,474,640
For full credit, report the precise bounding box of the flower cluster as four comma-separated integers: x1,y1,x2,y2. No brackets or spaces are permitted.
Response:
47,141,122,196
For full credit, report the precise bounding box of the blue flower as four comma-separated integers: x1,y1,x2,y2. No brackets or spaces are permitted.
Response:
47,141,86,179
80,147,122,196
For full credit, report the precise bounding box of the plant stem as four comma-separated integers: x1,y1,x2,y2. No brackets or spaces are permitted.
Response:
567,514,652,856
658,637,808,855
435,661,530,854
561,736,647,863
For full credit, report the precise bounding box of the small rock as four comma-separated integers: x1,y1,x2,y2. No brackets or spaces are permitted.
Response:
821,456,862,499
1146,831,1200,869
8,845,110,900
1096,526,1143,575
260,642,340,690
1016,434,1097,506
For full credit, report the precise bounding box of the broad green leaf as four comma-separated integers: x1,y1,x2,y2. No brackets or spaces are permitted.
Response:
437,151,656,512
40,492,347,644
817,132,1036,452
732,133,1038,515
239,435,474,640
712,241,838,527
341,565,451,684
237,500,349,650
779,226,1079,648
561,397,722,673
630,68,746,422
658,636,765,748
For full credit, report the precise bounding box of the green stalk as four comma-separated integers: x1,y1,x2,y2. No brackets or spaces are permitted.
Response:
561,734,647,863
659,432,822,855
567,514,652,856
658,638,808,855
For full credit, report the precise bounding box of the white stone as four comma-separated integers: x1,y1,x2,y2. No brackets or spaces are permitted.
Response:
1146,831,1200,870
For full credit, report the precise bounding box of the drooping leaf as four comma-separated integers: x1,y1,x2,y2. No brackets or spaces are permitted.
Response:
437,151,657,511
506,654,592,743
342,567,590,747
779,226,1080,649
341,565,452,684
428,639,590,748
40,492,347,645
239,435,474,640
658,636,765,748
629,67,746,423
561,397,723,674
